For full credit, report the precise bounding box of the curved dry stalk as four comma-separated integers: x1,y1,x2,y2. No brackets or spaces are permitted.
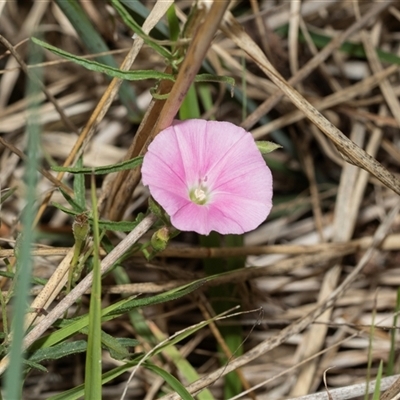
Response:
105,0,232,220
251,64,398,138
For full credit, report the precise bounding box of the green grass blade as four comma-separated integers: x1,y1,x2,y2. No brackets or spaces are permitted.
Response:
3,40,42,400
372,360,383,400
179,84,200,120
54,0,140,119
145,363,195,400
198,84,215,120
167,4,180,43
84,175,102,399
364,306,377,400
387,287,400,375
150,325,214,400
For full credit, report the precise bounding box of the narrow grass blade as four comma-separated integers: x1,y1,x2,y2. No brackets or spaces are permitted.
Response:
145,364,195,400
3,40,42,400
84,175,102,399
372,360,384,400
387,288,400,376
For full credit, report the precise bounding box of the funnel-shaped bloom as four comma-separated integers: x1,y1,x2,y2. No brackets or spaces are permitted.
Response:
142,119,273,235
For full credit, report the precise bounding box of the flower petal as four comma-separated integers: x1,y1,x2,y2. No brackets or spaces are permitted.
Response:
142,119,274,235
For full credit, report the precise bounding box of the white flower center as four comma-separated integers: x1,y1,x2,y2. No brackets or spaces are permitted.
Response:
194,188,207,202
189,178,210,205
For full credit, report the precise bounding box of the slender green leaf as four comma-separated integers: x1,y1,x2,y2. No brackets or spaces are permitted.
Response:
105,279,206,317
51,202,81,217
32,37,175,82
107,338,139,360
32,38,232,91
52,155,143,175
22,359,48,372
97,218,144,232
194,73,235,88
51,203,145,232
27,340,87,363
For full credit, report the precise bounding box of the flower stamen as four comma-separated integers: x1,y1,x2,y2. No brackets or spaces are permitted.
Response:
189,185,209,205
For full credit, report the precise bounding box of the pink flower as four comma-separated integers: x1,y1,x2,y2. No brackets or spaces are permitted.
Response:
141,119,273,235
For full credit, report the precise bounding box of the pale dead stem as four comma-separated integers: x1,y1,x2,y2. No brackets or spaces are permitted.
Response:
285,374,400,400
251,64,398,138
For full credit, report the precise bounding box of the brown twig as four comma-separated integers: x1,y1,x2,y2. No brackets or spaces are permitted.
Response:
105,0,232,220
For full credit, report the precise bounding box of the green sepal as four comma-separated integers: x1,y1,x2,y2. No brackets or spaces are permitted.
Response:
256,141,282,154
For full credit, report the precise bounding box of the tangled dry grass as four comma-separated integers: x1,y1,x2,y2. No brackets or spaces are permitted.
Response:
1,1,400,399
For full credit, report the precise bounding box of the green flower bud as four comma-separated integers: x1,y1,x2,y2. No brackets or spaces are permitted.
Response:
72,213,90,243
150,226,171,252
